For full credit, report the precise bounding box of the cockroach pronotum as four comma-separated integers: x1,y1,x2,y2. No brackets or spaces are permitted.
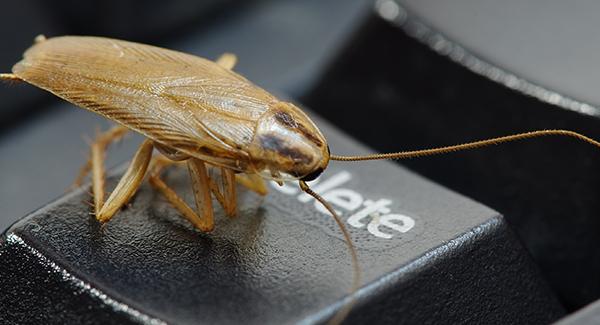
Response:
3,35,600,323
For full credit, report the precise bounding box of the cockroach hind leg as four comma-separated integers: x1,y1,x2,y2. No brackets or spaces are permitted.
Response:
215,53,237,70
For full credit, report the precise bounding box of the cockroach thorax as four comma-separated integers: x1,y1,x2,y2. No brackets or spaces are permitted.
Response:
248,101,330,181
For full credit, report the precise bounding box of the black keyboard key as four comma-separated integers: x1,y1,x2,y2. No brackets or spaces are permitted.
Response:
0,110,564,324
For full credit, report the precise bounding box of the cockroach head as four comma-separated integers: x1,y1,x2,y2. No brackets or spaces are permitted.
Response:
249,101,330,181
300,163,326,182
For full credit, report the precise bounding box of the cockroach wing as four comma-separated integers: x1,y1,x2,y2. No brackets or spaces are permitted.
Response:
12,36,279,170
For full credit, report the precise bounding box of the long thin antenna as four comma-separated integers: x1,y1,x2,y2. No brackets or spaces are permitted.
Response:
0,73,21,83
330,129,600,161
299,180,361,325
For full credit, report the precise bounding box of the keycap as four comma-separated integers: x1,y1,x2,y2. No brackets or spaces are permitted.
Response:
304,0,600,312
0,110,564,324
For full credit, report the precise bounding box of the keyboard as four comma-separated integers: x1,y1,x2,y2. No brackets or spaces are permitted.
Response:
1,1,598,324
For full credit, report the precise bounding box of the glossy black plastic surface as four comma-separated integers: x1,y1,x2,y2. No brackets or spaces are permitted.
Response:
0,115,563,324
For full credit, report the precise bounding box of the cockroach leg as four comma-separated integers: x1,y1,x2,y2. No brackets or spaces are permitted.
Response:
187,159,216,229
149,157,215,232
96,139,154,223
235,173,268,196
81,125,129,211
206,167,237,218
151,155,175,167
221,168,237,217
215,53,237,70
71,158,92,190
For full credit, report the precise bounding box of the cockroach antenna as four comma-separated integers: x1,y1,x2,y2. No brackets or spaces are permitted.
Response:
0,73,21,85
300,180,361,325
330,129,600,161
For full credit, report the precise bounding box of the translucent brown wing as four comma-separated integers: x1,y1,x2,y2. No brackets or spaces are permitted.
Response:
12,36,278,168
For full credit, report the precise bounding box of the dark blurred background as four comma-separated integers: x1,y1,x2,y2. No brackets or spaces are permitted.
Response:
2,0,600,321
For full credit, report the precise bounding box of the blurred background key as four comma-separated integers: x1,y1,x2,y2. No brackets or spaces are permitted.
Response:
39,0,241,41
0,0,65,132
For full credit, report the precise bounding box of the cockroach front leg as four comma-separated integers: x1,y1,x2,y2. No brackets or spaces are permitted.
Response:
149,157,215,232
235,173,268,196
96,139,154,223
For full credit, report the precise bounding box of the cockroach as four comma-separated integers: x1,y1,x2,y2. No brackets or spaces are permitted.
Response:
3,35,600,323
